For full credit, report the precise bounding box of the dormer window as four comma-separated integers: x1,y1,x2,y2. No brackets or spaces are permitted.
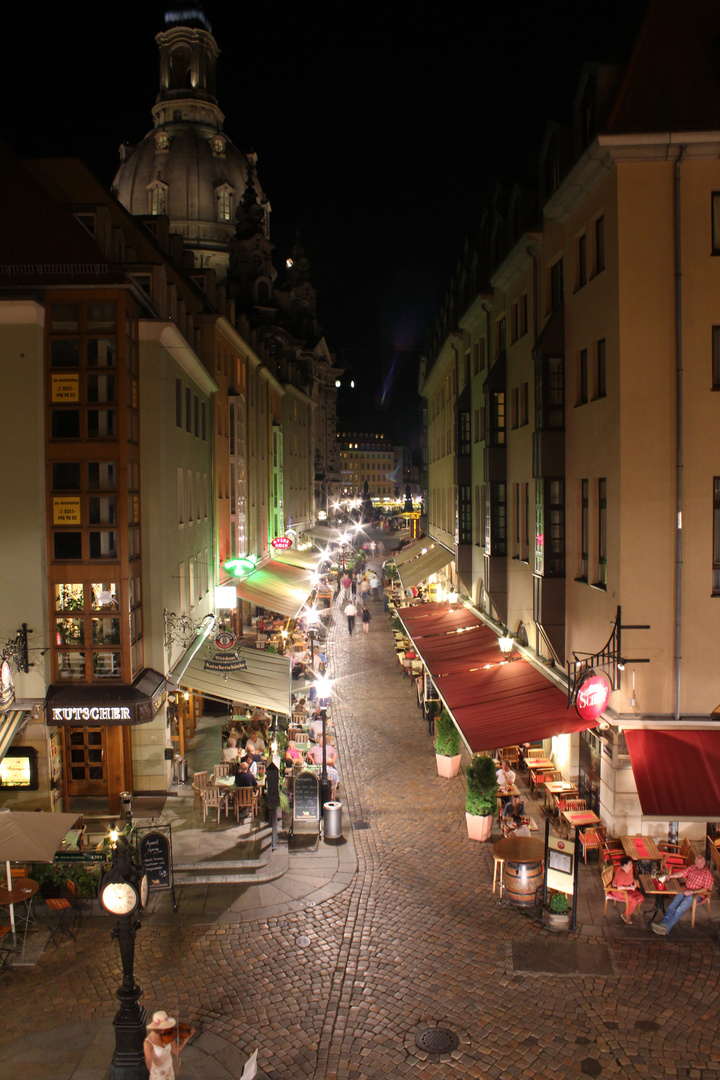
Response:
147,180,169,216
215,183,234,222
211,136,226,157
155,132,171,153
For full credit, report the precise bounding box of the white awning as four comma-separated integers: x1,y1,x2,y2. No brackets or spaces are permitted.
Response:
169,633,293,715
305,525,340,545
272,548,322,571
233,560,314,619
397,543,453,590
393,538,431,566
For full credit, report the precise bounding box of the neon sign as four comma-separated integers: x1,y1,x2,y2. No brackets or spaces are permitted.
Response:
271,537,292,549
223,555,258,578
575,671,611,722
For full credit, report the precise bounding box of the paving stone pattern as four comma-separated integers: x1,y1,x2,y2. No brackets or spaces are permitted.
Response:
2,533,720,1079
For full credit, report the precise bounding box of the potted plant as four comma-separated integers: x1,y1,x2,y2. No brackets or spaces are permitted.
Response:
464,753,498,841
542,890,571,932
434,708,461,778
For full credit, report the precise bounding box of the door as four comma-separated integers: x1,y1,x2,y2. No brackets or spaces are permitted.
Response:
64,726,108,797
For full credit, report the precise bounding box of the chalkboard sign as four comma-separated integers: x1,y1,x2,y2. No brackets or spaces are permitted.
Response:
139,830,171,891
293,770,320,823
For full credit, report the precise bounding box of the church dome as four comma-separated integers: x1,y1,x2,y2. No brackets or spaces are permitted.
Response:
112,18,268,282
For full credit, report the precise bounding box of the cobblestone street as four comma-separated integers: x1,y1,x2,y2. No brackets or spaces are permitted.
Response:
2,559,720,1080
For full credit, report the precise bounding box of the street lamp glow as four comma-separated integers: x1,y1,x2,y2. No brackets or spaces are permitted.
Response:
498,632,514,654
315,676,332,700
335,379,341,388
306,607,319,624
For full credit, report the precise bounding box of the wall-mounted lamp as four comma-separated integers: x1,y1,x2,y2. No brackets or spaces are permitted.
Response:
498,630,514,655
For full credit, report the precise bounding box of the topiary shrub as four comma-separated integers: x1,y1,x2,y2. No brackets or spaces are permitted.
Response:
434,709,460,757
548,891,569,914
465,754,499,817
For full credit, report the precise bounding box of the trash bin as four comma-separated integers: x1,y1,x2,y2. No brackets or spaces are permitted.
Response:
324,801,342,839
178,758,188,785
120,791,133,821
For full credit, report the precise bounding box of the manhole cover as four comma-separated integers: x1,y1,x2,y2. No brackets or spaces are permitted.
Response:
296,935,311,948
415,1029,460,1055
352,821,370,830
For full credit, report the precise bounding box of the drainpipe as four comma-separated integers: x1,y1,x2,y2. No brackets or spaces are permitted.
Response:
673,145,687,722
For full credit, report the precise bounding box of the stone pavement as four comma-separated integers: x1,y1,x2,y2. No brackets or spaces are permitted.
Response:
2,528,720,1080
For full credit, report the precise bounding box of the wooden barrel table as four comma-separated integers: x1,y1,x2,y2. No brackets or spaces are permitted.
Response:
492,836,544,907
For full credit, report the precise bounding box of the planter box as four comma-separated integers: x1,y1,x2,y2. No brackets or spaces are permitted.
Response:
465,812,493,841
542,907,571,932
436,753,461,778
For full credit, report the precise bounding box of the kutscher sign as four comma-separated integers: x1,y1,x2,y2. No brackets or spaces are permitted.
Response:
575,671,612,722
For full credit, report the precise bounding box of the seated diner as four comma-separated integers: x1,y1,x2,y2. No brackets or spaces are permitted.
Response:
609,856,644,924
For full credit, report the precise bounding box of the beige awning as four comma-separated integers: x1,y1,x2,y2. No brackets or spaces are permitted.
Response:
305,525,339,545
169,635,293,715
393,538,431,566
233,560,314,619
272,548,322,571
398,543,453,590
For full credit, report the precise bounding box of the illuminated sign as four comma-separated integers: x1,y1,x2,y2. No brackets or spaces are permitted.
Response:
575,671,612,721
0,748,39,790
223,555,258,578
271,537,292,549
53,496,81,525
52,706,131,723
214,630,237,650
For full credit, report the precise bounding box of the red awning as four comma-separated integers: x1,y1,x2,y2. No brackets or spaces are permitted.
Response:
413,626,499,676
396,602,456,620
624,728,720,819
397,608,483,638
435,659,586,753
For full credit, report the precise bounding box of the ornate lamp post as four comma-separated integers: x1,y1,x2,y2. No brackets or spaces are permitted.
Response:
99,836,150,1080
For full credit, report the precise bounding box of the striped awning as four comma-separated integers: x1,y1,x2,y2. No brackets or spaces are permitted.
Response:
0,710,28,765
392,538,430,566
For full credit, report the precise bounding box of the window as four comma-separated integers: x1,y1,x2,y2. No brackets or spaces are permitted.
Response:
522,482,530,562
578,348,588,405
147,181,168,216
176,379,182,427
519,294,528,338
579,479,589,581
713,478,720,594
488,393,505,446
596,339,607,399
520,382,529,427
496,316,506,357
712,194,720,255
535,354,564,431
177,467,184,525
511,387,519,429
576,234,587,289
510,303,518,344
458,412,470,455
535,479,565,576
217,186,233,222
596,478,607,588
194,395,199,437
713,328,720,390
513,483,520,556
459,485,471,544
550,259,564,311
595,215,605,273
486,483,507,556
185,387,191,432
474,409,480,443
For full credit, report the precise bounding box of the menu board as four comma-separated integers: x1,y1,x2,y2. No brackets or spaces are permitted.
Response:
139,830,171,891
546,833,576,895
293,771,320,823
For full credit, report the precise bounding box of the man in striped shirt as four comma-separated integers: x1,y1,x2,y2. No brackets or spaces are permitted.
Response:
651,855,714,936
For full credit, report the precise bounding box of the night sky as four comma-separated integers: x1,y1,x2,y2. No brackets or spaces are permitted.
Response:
4,1,647,446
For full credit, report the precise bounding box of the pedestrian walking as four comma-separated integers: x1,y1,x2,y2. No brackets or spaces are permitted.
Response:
341,572,352,601
344,600,357,635
351,574,357,598
370,572,381,601
362,604,372,634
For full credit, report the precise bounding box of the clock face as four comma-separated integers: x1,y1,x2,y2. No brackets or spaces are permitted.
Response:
101,880,138,915
139,873,149,909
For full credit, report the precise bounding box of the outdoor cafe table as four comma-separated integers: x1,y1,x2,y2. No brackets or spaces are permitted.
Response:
639,873,681,924
560,808,600,837
496,783,521,819
492,836,545,907
621,835,662,864
0,877,39,957
544,780,579,810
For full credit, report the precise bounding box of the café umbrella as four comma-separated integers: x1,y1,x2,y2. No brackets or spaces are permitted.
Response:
0,808,81,937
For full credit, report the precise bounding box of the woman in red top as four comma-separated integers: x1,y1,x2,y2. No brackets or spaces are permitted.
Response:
610,855,644,923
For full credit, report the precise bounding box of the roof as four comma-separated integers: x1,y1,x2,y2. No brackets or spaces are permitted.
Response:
0,140,117,286
605,0,720,134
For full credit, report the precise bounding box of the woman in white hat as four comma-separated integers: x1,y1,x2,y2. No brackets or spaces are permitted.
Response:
144,1011,194,1080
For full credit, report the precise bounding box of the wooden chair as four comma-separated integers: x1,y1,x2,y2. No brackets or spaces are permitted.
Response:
601,839,625,872
686,887,714,928
233,786,259,826
288,725,305,743
580,825,606,865
192,770,209,811
0,926,14,972
660,846,699,877
526,748,546,761
565,799,587,812
602,866,631,922
214,763,232,779
658,836,694,872
500,746,519,768
46,880,80,946
202,785,221,824
291,711,306,726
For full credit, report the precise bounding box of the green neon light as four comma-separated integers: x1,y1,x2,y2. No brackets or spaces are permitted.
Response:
223,555,258,578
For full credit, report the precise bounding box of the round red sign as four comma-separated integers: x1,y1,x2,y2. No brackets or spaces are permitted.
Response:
575,671,611,722
271,537,292,549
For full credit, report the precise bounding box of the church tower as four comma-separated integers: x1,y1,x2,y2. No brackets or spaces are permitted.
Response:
112,5,270,282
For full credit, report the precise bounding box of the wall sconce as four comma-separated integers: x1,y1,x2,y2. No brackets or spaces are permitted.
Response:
498,630,514,655
447,590,458,604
